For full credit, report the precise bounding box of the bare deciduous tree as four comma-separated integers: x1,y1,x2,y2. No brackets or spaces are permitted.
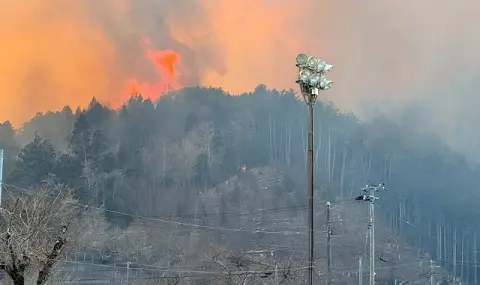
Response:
0,186,102,285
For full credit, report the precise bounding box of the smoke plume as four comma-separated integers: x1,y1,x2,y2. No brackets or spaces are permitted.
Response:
2,0,480,158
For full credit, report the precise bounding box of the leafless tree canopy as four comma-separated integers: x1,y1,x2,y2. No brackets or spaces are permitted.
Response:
0,185,104,285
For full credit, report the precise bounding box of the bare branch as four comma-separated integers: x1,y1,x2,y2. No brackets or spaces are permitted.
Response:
0,185,106,285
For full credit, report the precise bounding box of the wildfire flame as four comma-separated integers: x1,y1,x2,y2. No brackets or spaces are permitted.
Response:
124,38,181,104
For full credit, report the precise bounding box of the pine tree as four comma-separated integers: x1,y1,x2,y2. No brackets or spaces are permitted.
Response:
8,134,56,188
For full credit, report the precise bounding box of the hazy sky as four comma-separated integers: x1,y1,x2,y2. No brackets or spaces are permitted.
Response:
1,0,480,158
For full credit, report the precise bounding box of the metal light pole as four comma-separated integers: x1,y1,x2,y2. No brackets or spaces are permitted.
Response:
295,53,334,285
355,183,387,285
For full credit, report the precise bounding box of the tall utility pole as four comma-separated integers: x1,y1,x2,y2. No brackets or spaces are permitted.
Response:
355,183,387,285
369,186,375,285
295,53,334,285
430,259,440,285
327,201,332,285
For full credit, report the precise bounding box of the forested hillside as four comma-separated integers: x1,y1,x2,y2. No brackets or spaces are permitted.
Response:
0,85,478,284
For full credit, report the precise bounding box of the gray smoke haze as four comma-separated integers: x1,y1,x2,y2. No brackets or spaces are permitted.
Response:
305,0,480,160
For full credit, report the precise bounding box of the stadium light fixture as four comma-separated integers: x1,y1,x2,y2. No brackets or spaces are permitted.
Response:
320,76,333,90
324,63,333,73
309,73,321,86
294,53,335,285
296,53,308,66
295,53,334,98
307,56,319,70
316,60,326,72
299,69,312,83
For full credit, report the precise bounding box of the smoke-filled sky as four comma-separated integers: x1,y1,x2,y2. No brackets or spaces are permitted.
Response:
2,0,480,158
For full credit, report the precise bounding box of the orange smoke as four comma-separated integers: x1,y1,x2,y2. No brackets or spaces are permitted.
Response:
0,0,116,126
124,39,181,105
1,0,328,127
4,0,470,128
165,0,313,94
0,0,184,126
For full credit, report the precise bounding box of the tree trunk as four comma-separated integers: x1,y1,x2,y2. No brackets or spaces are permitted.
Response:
7,272,25,285
268,112,273,164
330,135,337,185
443,222,447,266
339,143,347,199
437,222,442,261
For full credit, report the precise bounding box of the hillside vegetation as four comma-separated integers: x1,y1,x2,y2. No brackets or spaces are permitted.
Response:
0,86,477,284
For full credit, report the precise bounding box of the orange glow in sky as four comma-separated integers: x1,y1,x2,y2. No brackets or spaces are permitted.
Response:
3,0,478,128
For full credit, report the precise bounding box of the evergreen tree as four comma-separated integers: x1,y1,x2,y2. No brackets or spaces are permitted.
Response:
8,134,56,188
69,113,92,159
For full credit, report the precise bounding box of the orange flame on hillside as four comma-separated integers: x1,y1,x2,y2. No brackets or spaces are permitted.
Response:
124,38,181,104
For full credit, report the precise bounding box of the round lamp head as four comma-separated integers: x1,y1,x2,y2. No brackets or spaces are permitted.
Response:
309,73,321,86
324,63,333,73
316,60,326,72
299,69,312,83
296,54,308,66
324,81,333,90
307,57,319,69
320,77,333,90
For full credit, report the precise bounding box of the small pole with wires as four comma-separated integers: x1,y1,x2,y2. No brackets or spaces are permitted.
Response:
359,256,363,285
327,201,332,285
126,260,131,284
355,183,387,285
429,259,440,285
430,260,434,285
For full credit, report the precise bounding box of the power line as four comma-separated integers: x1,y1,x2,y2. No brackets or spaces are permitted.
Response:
62,259,428,280
355,182,387,285
3,183,355,219
4,180,440,283
3,183,332,235
3,183,355,218
63,260,308,275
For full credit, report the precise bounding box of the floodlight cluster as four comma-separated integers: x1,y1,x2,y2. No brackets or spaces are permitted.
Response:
296,53,333,91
